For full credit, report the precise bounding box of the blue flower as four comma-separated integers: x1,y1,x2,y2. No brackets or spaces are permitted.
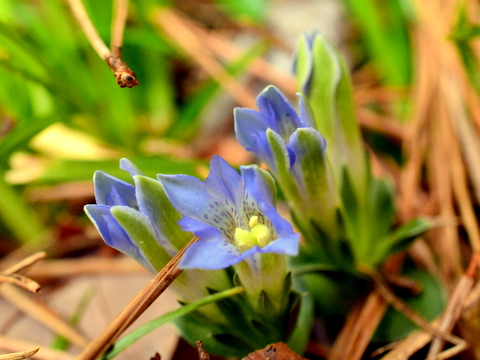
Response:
84,159,160,273
234,85,318,174
158,156,299,270
234,85,340,244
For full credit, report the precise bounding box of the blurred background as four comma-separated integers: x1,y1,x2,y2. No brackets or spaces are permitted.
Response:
1,0,480,359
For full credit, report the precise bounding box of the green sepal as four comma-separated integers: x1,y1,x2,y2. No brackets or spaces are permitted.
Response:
134,175,192,252
266,128,302,204
295,35,313,95
110,206,171,272
175,312,255,358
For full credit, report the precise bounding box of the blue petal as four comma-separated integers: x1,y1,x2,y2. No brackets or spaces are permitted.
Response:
120,158,143,177
205,156,243,207
260,233,300,256
297,93,315,128
84,204,154,271
234,108,270,150
157,173,211,221
179,233,241,270
234,108,275,169
256,85,303,138
94,171,137,208
160,159,245,235
240,165,276,212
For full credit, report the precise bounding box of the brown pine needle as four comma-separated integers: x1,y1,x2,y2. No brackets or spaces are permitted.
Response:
0,274,40,293
0,347,39,360
74,237,198,360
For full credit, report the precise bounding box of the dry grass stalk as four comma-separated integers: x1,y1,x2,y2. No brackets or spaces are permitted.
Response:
0,335,74,360
0,274,40,293
74,237,198,360
328,290,388,360
0,347,39,360
0,251,45,293
152,8,256,108
378,252,479,360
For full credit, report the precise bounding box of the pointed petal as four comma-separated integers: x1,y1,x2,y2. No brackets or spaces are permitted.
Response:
256,85,303,137
94,171,137,207
234,107,275,169
84,204,153,271
120,158,143,177
179,235,241,270
205,156,243,207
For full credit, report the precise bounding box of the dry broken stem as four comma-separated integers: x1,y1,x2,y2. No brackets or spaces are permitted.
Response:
74,236,198,360
67,0,138,88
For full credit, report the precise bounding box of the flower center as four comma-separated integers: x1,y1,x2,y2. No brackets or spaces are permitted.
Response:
234,215,272,252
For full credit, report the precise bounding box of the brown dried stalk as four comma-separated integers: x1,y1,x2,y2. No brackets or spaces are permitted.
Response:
74,237,198,360
0,251,45,293
67,0,138,88
0,347,39,360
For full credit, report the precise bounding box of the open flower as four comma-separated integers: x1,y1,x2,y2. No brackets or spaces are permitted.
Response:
158,156,299,270
158,156,299,314
84,159,231,301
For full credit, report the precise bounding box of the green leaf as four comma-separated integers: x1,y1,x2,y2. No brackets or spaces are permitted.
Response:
212,0,267,24
0,174,48,245
369,218,433,266
286,279,314,354
364,177,395,252
266,129,302,204
374,268,446,341
103,287,245,360
343,0,412,85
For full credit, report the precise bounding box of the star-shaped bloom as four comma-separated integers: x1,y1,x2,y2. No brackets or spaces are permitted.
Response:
158,156,299,270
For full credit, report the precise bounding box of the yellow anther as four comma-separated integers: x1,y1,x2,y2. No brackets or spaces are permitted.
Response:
249,216,259,228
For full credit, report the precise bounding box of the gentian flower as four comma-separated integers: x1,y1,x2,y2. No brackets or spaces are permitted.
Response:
294,32,369,198
84,159,231,302
158,156,299,314
234,85,340,245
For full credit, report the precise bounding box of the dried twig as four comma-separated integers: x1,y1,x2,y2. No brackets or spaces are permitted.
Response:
0,347,39,360
74,237,198,360
196,341,210,360
67,0,138,88
0,335,74,360
0,251,45,293
0,274,40,293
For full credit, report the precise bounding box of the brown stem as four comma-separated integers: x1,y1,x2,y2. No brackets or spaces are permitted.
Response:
74,237,198,360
